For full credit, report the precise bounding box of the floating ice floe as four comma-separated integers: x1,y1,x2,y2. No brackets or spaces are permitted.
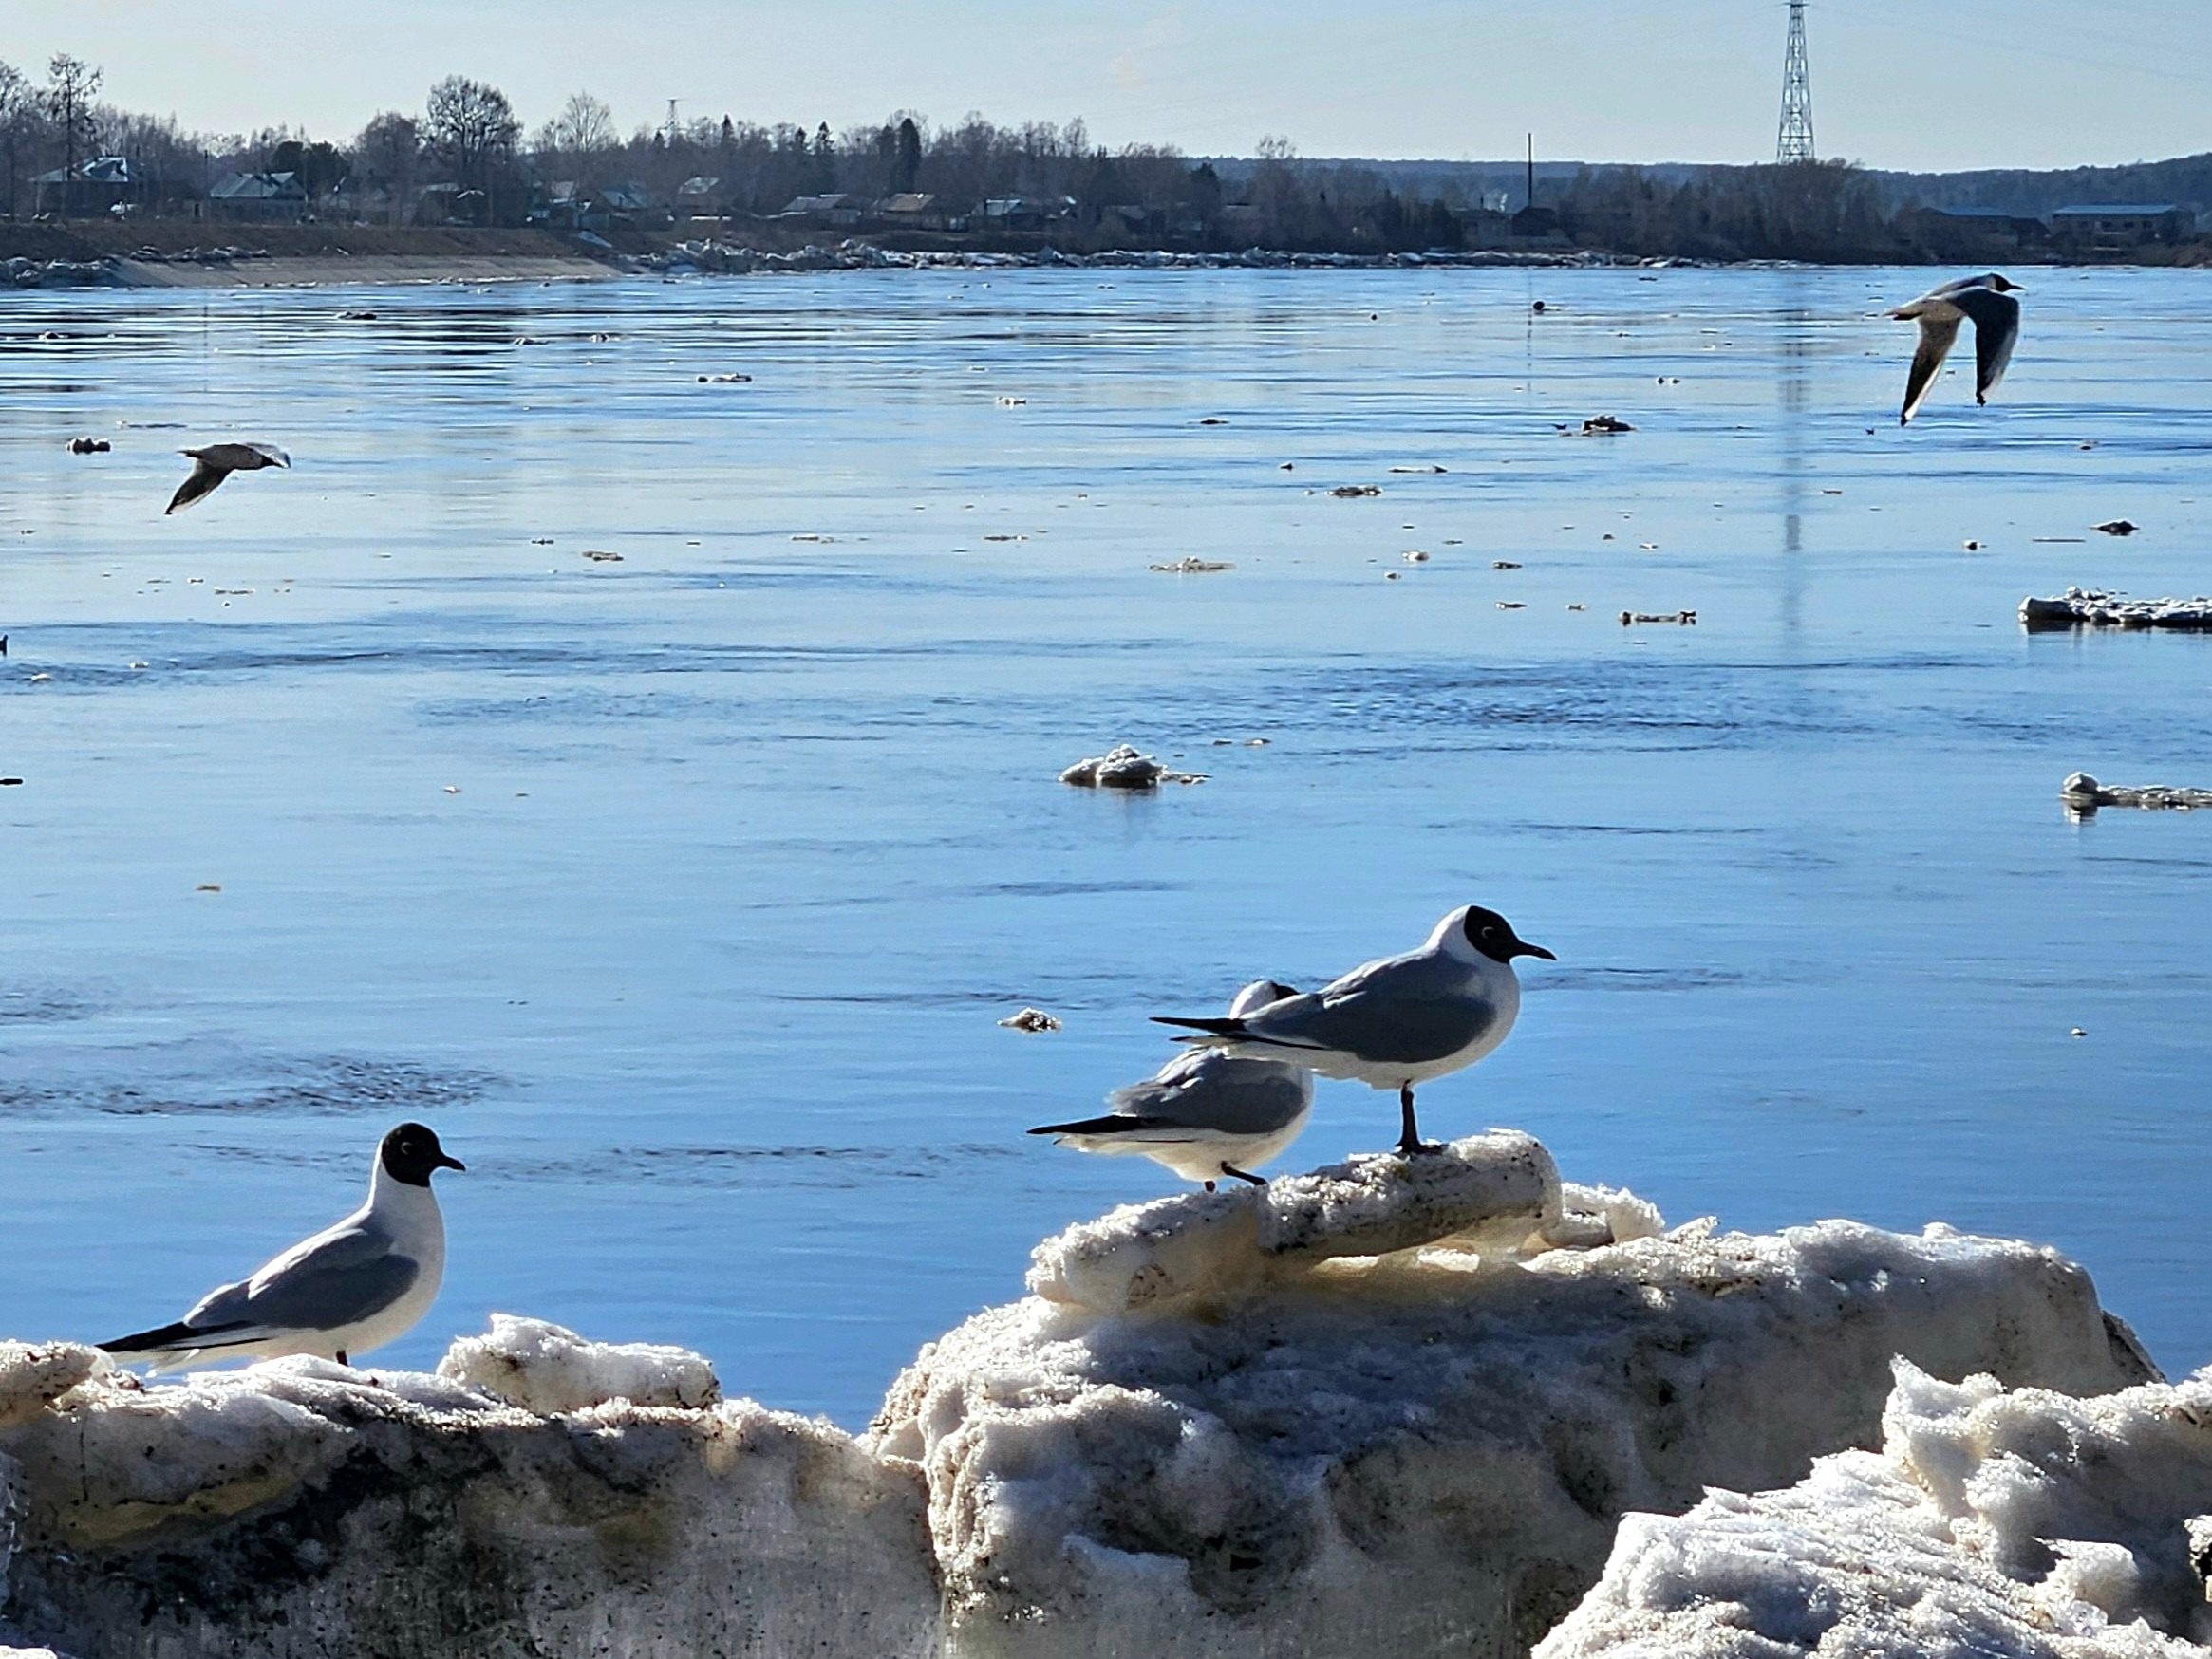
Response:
0,1140,2162,1659
999,1007,1062,1034
1536,1357,2212,1658
1329,483,1382,497
1059,743,1205,788
1149,557,1234,573
2061,773,2212,814
2021,588,2212,631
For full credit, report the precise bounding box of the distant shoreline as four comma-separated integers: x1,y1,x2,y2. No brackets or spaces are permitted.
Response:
6,219,2206,294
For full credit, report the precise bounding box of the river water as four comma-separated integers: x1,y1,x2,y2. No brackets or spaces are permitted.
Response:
2,265,2207,1422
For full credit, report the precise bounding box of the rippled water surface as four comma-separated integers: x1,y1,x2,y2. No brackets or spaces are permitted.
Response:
3,267,2209,1420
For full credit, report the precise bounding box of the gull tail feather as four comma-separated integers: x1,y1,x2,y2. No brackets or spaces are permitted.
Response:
1029,1112,1171,1137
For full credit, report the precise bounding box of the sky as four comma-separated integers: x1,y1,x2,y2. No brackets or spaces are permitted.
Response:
4,0,2207,173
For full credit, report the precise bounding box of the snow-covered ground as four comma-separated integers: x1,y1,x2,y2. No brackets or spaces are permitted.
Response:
1537,1359,2212,1658
0,1138,2168,1658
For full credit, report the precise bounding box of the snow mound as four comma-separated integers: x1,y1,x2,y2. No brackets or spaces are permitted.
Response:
872,1194,2154,1658
1026,1130,1566,1313
0,1355,935,1659
438,1314,720,1414
0,1346,105,1433
1537,1356,2212,1658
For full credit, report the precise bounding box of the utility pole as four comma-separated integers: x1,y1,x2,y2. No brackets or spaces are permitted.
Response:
1777,0,1815,163
1525,132,1534,211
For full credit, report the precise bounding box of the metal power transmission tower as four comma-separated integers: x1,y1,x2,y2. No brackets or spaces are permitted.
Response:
1777,0,1815,163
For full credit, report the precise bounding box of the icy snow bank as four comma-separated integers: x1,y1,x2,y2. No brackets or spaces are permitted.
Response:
437,1314,720,1413
0,1141,2165,1659
1536,1357,2212,1658
872,1141,2154,1659
1026,1130,1565,1313
0,1345,936,1659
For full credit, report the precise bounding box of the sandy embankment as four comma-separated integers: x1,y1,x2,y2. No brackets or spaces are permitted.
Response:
3,223,627,290
119,253,618,289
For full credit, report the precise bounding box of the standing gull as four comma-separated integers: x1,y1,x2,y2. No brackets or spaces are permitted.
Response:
1030,979,1311,1190
165,441,291,514
100,1122,464,1372
1153,905,1553,1157
1891,273,2024,425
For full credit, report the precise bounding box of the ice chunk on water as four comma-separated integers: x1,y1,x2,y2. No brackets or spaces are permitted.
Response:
438,1314,721,1413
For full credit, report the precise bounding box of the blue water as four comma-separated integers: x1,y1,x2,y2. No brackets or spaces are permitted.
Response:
3,266,2208,1422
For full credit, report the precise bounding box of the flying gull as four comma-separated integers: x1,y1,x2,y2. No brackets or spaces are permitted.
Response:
101,1122,464,1372
165,441,291,514
1153,905,1552,1157
1891,273,2023,425
1030,979,1312,1190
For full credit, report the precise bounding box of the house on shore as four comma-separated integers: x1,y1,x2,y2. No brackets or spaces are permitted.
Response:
2050,203,2195,254
780,193,861,228
32,156,134,217
207,170,309,223
874,192,944,230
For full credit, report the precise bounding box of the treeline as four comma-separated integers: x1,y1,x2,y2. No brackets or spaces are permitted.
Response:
3,49,2191,261
1551,161,1897,262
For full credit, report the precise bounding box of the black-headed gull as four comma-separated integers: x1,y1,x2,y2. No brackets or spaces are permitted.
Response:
1891,273,2023,425
101,1122,463,1372
1031,979,1311,1190
1153,906,1553,1156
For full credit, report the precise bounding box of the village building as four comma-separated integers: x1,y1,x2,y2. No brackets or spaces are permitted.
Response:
2049,203,2195,254
206,170,309,222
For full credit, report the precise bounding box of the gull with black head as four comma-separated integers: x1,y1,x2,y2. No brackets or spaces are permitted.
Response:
1031,979,1312,1191
1891,273,2024,425
100,1122,464,1373
1153,905,1553,1157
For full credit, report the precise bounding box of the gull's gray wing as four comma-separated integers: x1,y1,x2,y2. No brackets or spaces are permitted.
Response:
165,458,228,514
181,1223,417,1341
1901,312,1962,425
1245,979,1497,1066
1106,1053,1310,1136
1950,285,2020,403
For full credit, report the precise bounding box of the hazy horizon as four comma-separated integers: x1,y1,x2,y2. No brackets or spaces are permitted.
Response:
4,0,2206,176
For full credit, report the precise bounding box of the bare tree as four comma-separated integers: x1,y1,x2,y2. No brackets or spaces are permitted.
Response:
0,59,41,218
549,91,614,158
45,53,103,215
422,75,517,195
353,111,420,222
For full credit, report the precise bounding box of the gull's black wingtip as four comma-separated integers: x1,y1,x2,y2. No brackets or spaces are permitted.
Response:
98,1318,200,1354
1150,1015,1245,1036
1031,1113,1166,1136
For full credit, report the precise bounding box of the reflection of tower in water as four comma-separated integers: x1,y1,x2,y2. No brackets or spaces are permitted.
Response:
1776,274,1811,643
